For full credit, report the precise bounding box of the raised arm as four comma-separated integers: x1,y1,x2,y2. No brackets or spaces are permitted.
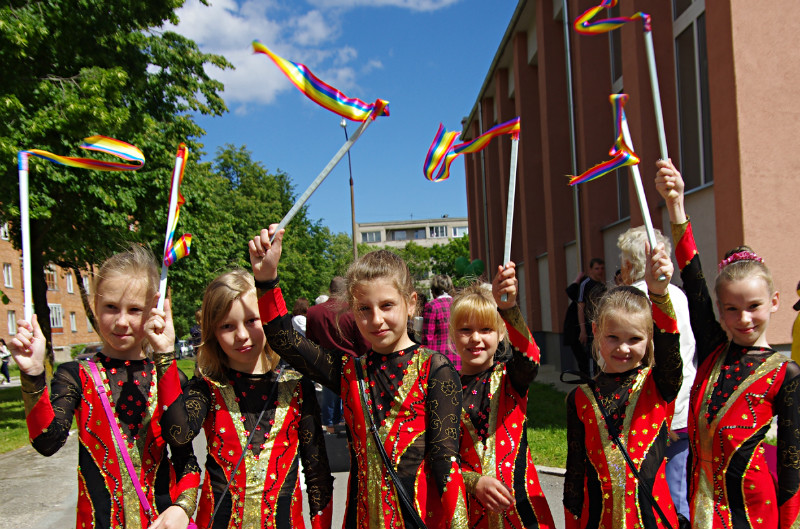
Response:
644,242,683,402
655,159,728,364
493,262,540,394
250,226,344,391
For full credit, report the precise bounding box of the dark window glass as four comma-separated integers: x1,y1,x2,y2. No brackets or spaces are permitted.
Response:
697,13,713,182
675,25,701,190
673,0,693,20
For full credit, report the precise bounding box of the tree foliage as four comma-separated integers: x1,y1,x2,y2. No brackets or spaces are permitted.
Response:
0,0,230,363
167,145,356,336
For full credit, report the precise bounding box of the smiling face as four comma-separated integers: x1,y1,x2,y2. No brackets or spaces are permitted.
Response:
454,316,504,375
717,277,779,347
352,277,416,355
214,291,266,373
94,274,152,360
594,311,650,374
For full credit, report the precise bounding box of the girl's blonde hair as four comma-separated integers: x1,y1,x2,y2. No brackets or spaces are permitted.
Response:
592,286,655,367
449,282,506,347
344,250,416,309
93,244,159,304
197,269,278,382
715,245,774,297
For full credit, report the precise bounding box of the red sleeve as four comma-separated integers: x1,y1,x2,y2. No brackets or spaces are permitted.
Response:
258,287,288,322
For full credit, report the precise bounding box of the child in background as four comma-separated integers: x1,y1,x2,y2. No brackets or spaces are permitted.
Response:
9,245,198,529
451,263,555,528
146,269,333,529
563,244,683,529
656,159,800,529
249,225,468,529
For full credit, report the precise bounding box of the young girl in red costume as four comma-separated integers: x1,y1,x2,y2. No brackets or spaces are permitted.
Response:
563,244,683,529
450,263,555,529
249,225,468,529
9,245,199,529
656,159,800,529
146,269,333,529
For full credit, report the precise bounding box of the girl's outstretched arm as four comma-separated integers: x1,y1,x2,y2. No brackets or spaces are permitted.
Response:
644,243,683,402
147,299,209,446
492,262,540,394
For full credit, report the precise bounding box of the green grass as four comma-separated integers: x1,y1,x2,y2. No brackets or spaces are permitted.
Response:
0,386,29,454
176,358,197,379
526,382,568,469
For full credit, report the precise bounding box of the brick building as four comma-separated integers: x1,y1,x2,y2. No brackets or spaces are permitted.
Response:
461,0,800,369
1,223,99,362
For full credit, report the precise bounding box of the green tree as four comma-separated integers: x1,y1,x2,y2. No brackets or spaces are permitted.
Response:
166,145,356,337
0,0,230,368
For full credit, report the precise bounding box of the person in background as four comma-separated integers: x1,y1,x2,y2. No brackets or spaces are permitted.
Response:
306,277,370,434
577,258,607,374
564,272,590,375
291,296,309,337
618,225,697,523
0,338,11,384
423,274,459,369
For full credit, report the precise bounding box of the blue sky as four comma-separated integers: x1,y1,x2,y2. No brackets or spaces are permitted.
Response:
170,0,518,235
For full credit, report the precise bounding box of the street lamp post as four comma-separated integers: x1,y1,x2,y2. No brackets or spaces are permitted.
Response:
341,119,358,260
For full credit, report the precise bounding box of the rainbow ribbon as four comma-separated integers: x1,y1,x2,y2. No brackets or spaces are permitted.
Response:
425,117,520,182
568,94,639,186
423,124,461,182
253,41,389,122
162,144,192,267
573,0,651,34
24,135,145,171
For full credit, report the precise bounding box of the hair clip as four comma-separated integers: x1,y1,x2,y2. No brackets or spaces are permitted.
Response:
718,251,763,271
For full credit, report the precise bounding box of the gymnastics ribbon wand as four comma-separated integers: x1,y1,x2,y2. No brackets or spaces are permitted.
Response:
569,94,664,279
157,144,192,311
253,41,390,240
424,117,521,299
17,136,145,320
574,0,669,161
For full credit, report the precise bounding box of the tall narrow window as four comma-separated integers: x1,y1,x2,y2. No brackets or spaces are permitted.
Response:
45,267,58,291
0,223,9,240
49,304,63,333
70,312,77,332
674,0,712,189
7,310,16,335
66,272,74,294
3,263,12,288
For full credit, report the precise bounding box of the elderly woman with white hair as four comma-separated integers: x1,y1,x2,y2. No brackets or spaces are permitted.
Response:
617,225,697,524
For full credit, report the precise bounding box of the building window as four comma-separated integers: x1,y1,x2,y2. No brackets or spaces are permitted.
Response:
412,228,426,240
388,230,407,242
87,317,94,333
3,263,12,288
430,226,447,238
361,231,381,243
70,312,77,332
45,267,58,291
452,226,468,237
674,0,712,189
66,272,74,294
0,223,9,240
7,310,16,335
49,304,63,333
83,275,91,294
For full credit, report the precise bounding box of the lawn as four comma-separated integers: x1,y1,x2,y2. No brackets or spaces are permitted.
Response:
526,382,568,469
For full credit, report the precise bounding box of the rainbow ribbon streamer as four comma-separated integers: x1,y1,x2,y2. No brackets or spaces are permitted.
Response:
423,124,461,182
162,144,192,267
424,117,520,182
568,94,639,186
253,41,389,122
24,135,145,171
573,0,651,34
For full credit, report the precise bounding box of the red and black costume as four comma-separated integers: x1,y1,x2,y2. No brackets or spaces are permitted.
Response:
20,353,199,529
155,353,334,529
459,305,555,529
673,220,800,529
563,291,683,529
258,285,469,529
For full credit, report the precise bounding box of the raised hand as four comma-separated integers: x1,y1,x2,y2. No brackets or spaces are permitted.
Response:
655,159,686,224
248,224,284,283
492,262,518,310
644,242,673,296
145,296,176,355
9,315,47,376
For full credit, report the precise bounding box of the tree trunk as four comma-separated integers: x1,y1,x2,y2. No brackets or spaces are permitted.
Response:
30,221,54,377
